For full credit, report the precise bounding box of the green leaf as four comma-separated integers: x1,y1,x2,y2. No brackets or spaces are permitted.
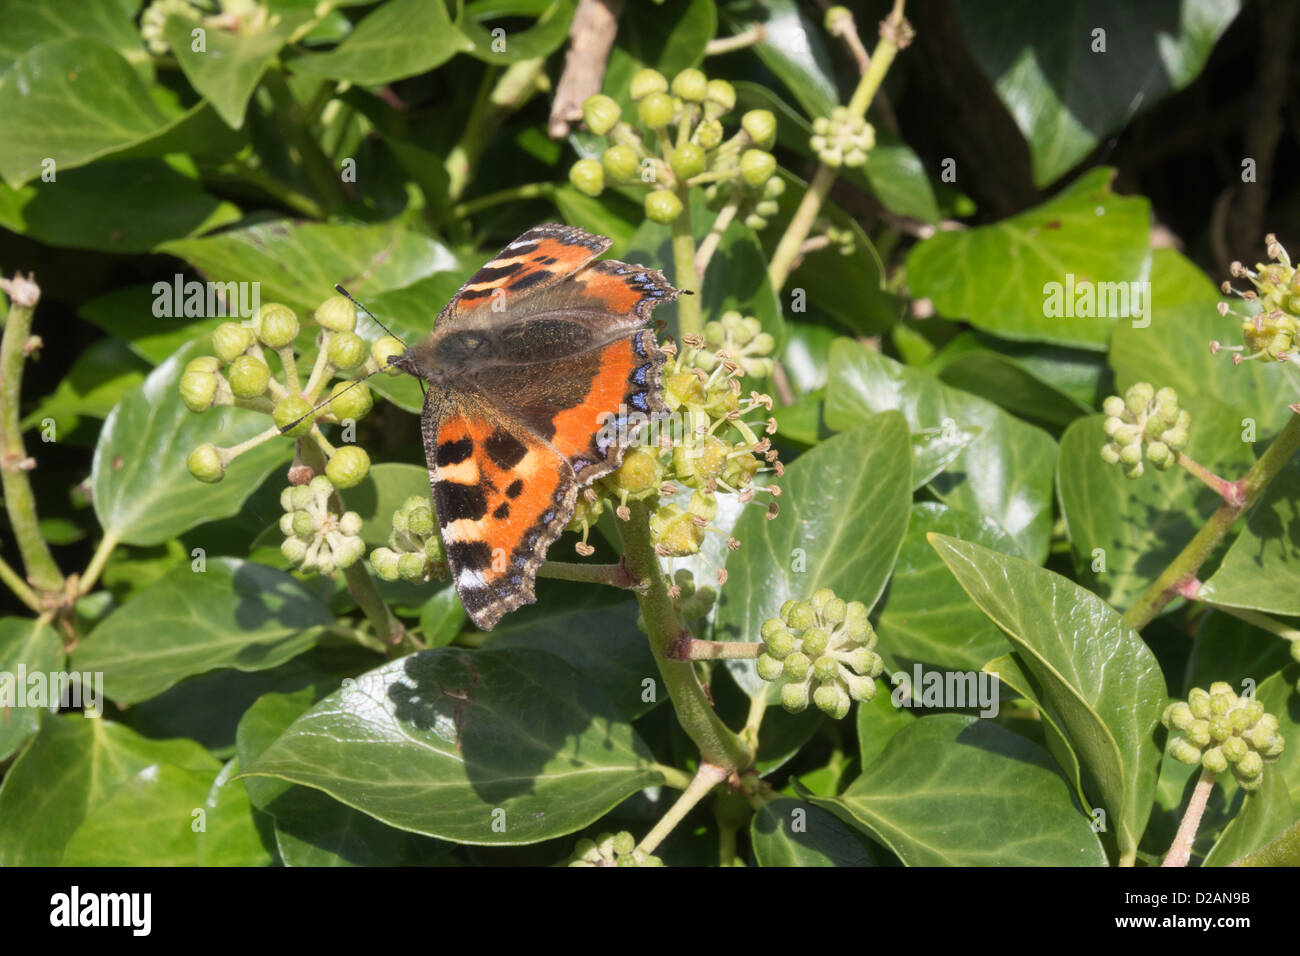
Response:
876,503,1015,673
715,413,912,698
79,284,226,365
750,798,876,866
290,0,471,84
1202,764,1295,867
928,534,1167,862
954,0,1240,185
1109,247,1297,434
0,618,63,761
855,680,916,768
159,219,458,315
340,462,430,545
809,714,1107,865
826,338,1058,563
21,338,149,432
931,335,1096,427
165,10,313,129
459,0,577,64
722,0,836,117
1057,407,1254,610
237,689,453,865
419,584,467,648
616,0,716,76
0,38,171,188
72,558,334,704
907,168,1151,348
0,0,144,75
1199,458,1300,615
91,340,292,546
0,715,220,865
241,647,662,844
197,758,276,866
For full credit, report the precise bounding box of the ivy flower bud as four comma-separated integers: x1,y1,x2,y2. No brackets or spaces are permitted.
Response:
1221,735,1248,764
705,79,735,115
602,144,639,182
569,158,605,197
327,331,368,370
370,547,400,580
693,118,723,149
783,651,811,681
273,396,315,436
582,94,621,135
315,295,356,332
637,91,675,129
813,682,851,719
212,322,256,362
1169,737,1202,764
629,68,668,100
741,109,776,149
180,361,222,412
372,335,405,374
671,143,707,180
326,445,370,489
671,68,708,102
1201,746,1228,774
186,443,225,483
756,653,784,681
281,537,308,563
740,149,776,187
228,354,271,398
645,189,683,223
781,680,811,713
327,380,372,421
255,303,299,349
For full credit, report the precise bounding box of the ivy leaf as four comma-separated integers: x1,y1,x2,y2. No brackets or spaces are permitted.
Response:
722,0,836,118
907,168,1151,348
72,558,334,704
928,534,1167,863
159,219,458,315
459,0,577,64
715,412,912,698
289,0,472,85
808,714,1107,865
614,0,716,77
0,0,144,75
954,0,1240,185
92,341,292,547
198,758,276,866
0,618,63,761
930,334,1097,427
827,338,1057,563
1198,459,1300,616
1202,759,1294,867
750,798,876,866
0,715,220,865
240,647,662,844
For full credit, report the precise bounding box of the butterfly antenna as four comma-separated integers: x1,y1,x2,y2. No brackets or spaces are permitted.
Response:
276,366,384,435
334,283,407,347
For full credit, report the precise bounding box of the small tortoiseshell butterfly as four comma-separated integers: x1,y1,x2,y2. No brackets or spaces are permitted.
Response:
387,223,679,630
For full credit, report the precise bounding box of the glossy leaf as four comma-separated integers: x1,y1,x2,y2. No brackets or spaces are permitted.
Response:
929,534,1167,862
715,413,912,697
459,0,577,64
907,168,1150,347
826,338,1057,563
0,0,144,74
290,0,471,85
722,0,836,117
91,341,292,546
750,798,876,866
0,618,63,761
73,558,334,704
810,714,1107,865
241,647,662,844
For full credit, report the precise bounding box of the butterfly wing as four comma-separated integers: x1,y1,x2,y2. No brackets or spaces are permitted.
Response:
421,388,577,630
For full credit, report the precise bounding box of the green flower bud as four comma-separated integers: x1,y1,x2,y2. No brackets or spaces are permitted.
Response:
764,627,795,660
180,367,221,412
328,380,372,421
741,109,776,149
1221,736,1249,764
785,601,817,630
784,651,811,681
781,680,811,713
424,533,445,565
281,537,308,564
1118,443,1142,467
370,547,400,581
1102,395,1126,417
645,189,683,223
1100,443,1121,465
569,158,605,197
671,68,708,102
756,652,784,681
813,655,839,683
1236,750,1264,780
228,354,271,398
339,511,362,536
1188,688,1212,719
1124,381,1155,417
1209,689,1235,715
315,295,356,332
1169,737,1202,764
1202,746,1228,774
637,91,675,129
212,322,256,362
629,68,668,100
290,510,314,536
187,443,225,483
256,303,299,349
582,94,621,135
671,142,707,180
844,672,877,702
1165,701,1195,731
1208,714,1232,742
740,149,776,187
398,552,426,582
705,79,735,115
279,512,295,536
1186,719,1212,748
1113,424,1140,446
372,336,405,374
602,144,639,182
813,682,851,719
801,626,829,657
327,331,368,370
274,396,315,436
823,597,848,626
406,502,435,537
325,445,370,489
1146,441,1173,469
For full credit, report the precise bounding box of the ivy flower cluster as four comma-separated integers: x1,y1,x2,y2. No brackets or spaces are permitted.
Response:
181,296,396,490
570,67,779,225
1163,683,1286,790
756,589,882,719
568,831,663,867
1215,234,1300,364
370,495,448,585
141,0,273,56
279,476,365,575
1098,382,1189,479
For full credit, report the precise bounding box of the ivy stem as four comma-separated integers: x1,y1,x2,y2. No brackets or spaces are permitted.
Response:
1122,410,1300,632
704,23,766,56
1162,768,1216,867
263,68,348,216
1192,596,1300,642
0,274,64,597
0,553,39,612
766,3,909,293
637,761,729,855
695,192,741,278
671,186,705,336
669,637,762,660
452,182,556,220
536,559,642,590
1176,451,1244,505
77,529,123,598
617,500,753,770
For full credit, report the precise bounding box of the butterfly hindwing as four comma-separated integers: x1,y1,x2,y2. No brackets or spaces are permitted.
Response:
421,390,577,630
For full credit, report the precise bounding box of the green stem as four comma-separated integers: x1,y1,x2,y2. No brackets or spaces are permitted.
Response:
263,68,348,216
0,552,40,612
77,529,122,598
1176,451,1241,504
206,162,327,219
1162,768,1216,867
618,501,753,770
670,638,762,660
452,182,556,220
0,275,63,595
637,761,729,855
1198,601,1300,642
766,6,907,294
536,560,641,589
649,763,695,790
1123,412,1300,632
671,188,705,336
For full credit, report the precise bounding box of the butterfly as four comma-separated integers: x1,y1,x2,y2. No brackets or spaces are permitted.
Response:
387,224,679,630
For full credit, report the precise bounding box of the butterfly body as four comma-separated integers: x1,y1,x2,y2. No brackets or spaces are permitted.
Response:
391,224,678,630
